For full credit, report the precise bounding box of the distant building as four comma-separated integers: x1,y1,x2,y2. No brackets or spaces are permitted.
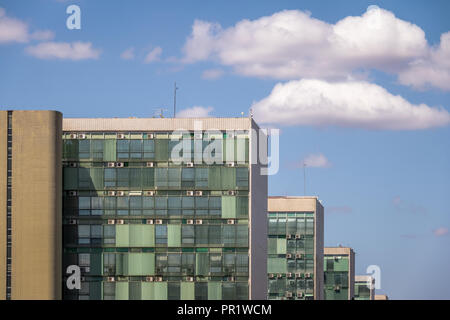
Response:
323,247,355,300
0,110,62,300
375,294,388,300
354,275,375,300
267,196,324,300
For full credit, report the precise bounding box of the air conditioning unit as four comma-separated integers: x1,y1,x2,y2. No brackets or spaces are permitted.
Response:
297,292,304,298
80,276,86,282
187,219,194,225
116,219,125,225
296,254,303,259
286,234,292,239
194,133,203,140
155,277,163,282
227,190,236,196
107,277,115,282
83,267,90,273
145,276,154,282
68,191,77,196
107,219,115,225
116,162,125,168
186,277,194,282
186,162,194,167
146,219,154,225
107,162,115,168
295,273,302,279
108,191,116,196
305,273,312,278
78,134,86,139
117,191,125,196
69,219,77,225
155,219,163,225
194,191,203,196
69,162,77,168
146,162,154,167
147,133,154,139
145,190,155,196
285,292,293,298
117,133,126,139
277,274,283,278
334,285,341,292
226,162,236,167
287,273,293,278
295,234,302,239
69,133,77,139
269,273,275,279
227,219,235,225
186,191,194,196
286,254,292,259
227,277,235,281
195,219,203,225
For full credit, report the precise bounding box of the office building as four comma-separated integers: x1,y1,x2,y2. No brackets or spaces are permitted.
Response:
323,247,355,300
354,275,375,300
374,294,388,300
267,196,324,300
0,110,62,300
61,117,267,300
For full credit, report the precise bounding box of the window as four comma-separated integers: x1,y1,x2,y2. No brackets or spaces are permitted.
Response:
236,168,248,188
155,225,167,244
182,225,195,245
181,168,195,188
195,168,208,188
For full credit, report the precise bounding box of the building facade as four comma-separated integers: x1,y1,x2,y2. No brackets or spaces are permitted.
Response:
267,196,324,300
374,294,388,300
61,117,267,300
0,110,62,300
323,247,355,300
354,275,375,300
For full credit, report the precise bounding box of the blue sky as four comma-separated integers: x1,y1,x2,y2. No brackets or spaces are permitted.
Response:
1,0,449,299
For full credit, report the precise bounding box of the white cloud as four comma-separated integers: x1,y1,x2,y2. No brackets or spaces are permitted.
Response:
144,46,162,63
25,41,101,60
302,153,331,168
180,7,450,91
398,32,450,90
252,79,450,130
433,227,448,237
0,7,54,44
177,106,213,118
120,47,135,60
202,68,224,79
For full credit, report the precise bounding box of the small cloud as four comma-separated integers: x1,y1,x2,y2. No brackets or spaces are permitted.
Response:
302,153,331,168
392,196,427,215
120,47,135,60
25,41,101,60
327,206,352,215
202,68,224,80
433,227,449,237
177,106,213,118
144,46,162,63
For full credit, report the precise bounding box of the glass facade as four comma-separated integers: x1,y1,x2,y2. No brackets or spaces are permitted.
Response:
62,131,251,300
267,212,315,300
354,280,372,300
323,255,350,300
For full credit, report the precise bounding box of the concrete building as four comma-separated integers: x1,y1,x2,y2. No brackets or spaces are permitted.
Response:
323,247,355,300
61,117,267,300
354,275,375,300
375,294,388,300
0,110,62,300
267,196,324,300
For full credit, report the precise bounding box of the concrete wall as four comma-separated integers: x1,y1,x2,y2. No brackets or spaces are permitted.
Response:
0,111,7,299
5,110,62,300
249,119,268,300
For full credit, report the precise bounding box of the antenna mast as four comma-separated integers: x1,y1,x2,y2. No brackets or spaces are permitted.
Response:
173,82,179,118
303,162,307,196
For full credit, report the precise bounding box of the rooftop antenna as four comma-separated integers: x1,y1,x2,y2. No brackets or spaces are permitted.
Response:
173,82,179,118
303,162,307,196
153,107,168,118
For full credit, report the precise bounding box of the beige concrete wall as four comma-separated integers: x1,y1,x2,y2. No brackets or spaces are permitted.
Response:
249,119,268,300
0,111,7,300
375,294,388,300
11,111,62,300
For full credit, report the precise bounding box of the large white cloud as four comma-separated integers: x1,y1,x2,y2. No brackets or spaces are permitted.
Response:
251,79,450,130
0,7,54,44
25,41,101,60
181,7,450,90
